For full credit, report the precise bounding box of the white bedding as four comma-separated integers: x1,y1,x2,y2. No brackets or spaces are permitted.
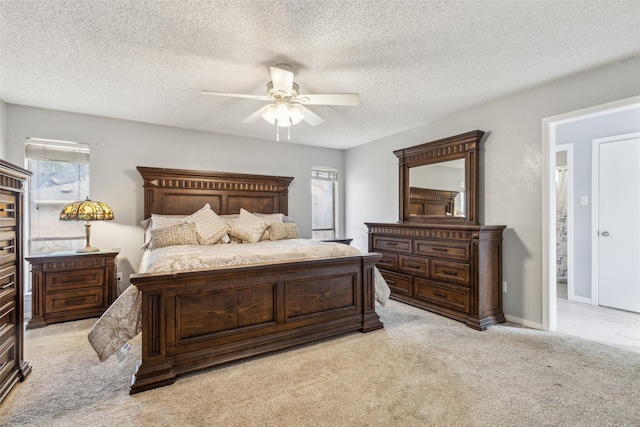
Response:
88,240,390,361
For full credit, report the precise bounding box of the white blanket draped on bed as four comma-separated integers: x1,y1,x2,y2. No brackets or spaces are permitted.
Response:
88,240,390,362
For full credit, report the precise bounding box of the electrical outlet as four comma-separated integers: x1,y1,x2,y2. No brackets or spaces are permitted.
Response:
503,281,507,293
117,272,123,282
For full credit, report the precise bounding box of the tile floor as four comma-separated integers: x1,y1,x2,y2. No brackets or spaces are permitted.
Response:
556,292,640,354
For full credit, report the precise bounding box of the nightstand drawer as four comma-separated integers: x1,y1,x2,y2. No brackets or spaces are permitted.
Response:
414,278,470,314
414,239,470,261
45,288,104,314
398,255,428,277
430,259,470,286
372,236,412,253
45,268,105,292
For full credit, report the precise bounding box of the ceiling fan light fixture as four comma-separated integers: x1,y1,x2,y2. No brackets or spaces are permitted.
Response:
261,105,277,125
289,106,305,125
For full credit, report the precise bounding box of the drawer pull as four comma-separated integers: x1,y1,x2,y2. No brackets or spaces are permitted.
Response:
1,245,15,251
386,280,396,285
379,259,391,264
433,291,447,298
442,270,459,276
407,263,421,269
0,281,14,290
386,242,398,246
432,248,447,252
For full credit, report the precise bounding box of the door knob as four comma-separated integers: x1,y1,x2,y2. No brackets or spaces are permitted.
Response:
601,231,610,237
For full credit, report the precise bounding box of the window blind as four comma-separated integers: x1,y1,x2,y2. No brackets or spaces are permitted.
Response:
25,138,90,164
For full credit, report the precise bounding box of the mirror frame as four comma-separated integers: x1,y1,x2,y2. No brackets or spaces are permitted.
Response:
394,130,484,225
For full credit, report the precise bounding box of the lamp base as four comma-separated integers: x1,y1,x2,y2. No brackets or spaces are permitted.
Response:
77,245,100,253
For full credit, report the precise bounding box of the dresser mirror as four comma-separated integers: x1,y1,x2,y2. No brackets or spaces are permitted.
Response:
394,130,484,224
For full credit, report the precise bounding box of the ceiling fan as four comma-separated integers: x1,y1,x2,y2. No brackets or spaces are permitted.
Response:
202,64,359,129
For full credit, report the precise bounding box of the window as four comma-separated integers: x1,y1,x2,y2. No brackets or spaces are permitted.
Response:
26,139,90,260
311,167,338,239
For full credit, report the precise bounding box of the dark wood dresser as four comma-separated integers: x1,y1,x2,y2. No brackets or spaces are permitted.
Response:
371,130,507,330
367,223,505,330
0,159,31,402
26,249,119,329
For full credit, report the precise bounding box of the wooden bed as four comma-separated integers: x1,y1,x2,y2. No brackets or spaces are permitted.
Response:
409,186,458,216
128,166,383,394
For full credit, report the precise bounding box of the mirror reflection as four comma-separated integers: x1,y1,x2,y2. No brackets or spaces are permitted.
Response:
408,158,466,217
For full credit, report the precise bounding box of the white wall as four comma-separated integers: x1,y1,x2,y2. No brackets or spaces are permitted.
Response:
345,56,640,326
6,105,344,292
0,100,7,159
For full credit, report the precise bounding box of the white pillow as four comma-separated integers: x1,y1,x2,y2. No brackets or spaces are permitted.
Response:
230,209,269,243
254,213,284,241
184,203,230,245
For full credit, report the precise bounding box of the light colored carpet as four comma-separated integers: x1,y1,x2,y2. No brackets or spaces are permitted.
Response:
2,300,639,426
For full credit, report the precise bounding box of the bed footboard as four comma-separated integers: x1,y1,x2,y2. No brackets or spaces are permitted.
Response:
129,253,382,394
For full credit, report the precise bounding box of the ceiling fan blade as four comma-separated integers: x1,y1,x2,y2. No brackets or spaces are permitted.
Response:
241,105,272,123
269,64,294,94
295,93,360,106
202,90,272,101
298,105,325,127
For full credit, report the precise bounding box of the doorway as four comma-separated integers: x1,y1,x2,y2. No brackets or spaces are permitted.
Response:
542,94,640,332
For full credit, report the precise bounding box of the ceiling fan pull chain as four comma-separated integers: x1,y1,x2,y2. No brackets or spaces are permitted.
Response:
276,125,280,141
288,126,291,140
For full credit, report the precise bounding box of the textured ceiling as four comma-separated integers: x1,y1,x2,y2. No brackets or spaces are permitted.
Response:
1,1,640,150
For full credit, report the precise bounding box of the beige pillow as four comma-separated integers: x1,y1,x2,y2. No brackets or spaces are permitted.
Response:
254,213,285,241
148,222,199,249
185,203,230,245
141,214,188,249
230,209,269,243
269,223,300,240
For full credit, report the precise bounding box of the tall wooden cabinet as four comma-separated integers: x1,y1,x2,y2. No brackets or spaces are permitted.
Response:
0,160,32,402
369,131,506,330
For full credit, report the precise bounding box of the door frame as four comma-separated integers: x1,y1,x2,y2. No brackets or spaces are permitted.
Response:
555,144,574,302
591,132,640,307
541,94,640,331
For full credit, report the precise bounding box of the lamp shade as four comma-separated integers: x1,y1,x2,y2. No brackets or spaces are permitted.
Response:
60,197,114,252
60,198,114,221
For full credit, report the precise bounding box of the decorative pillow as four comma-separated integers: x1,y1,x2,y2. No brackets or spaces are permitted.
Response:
148,222,199,250
254,213,285,241
141,214,188,249
269,223,300,240
230,209,269,243
184,203,230,245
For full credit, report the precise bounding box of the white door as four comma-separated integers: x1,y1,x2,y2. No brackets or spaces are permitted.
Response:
597,134,640,313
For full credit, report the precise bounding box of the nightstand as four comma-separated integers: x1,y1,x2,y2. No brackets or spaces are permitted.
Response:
320,238,353,245
26,249,119,329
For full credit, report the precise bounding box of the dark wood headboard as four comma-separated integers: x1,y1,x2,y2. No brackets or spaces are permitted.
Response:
137,166,294,218
409,186,458,216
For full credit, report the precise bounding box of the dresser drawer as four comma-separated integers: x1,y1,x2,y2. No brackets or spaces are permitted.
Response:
379,270,412,297
0,231,16,266
376,252,398,270
45,288,105,314
430,259,470,286
414,278,470,314
45,268,105,292
0,265,16,305
0,300,16,343
372,236,412,253
0,337,17,385
398,255,428,277
414,239,470,261
0,192,17,228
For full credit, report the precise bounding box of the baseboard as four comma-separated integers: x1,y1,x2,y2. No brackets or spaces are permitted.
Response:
504,314,543,330
569,294,592,305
